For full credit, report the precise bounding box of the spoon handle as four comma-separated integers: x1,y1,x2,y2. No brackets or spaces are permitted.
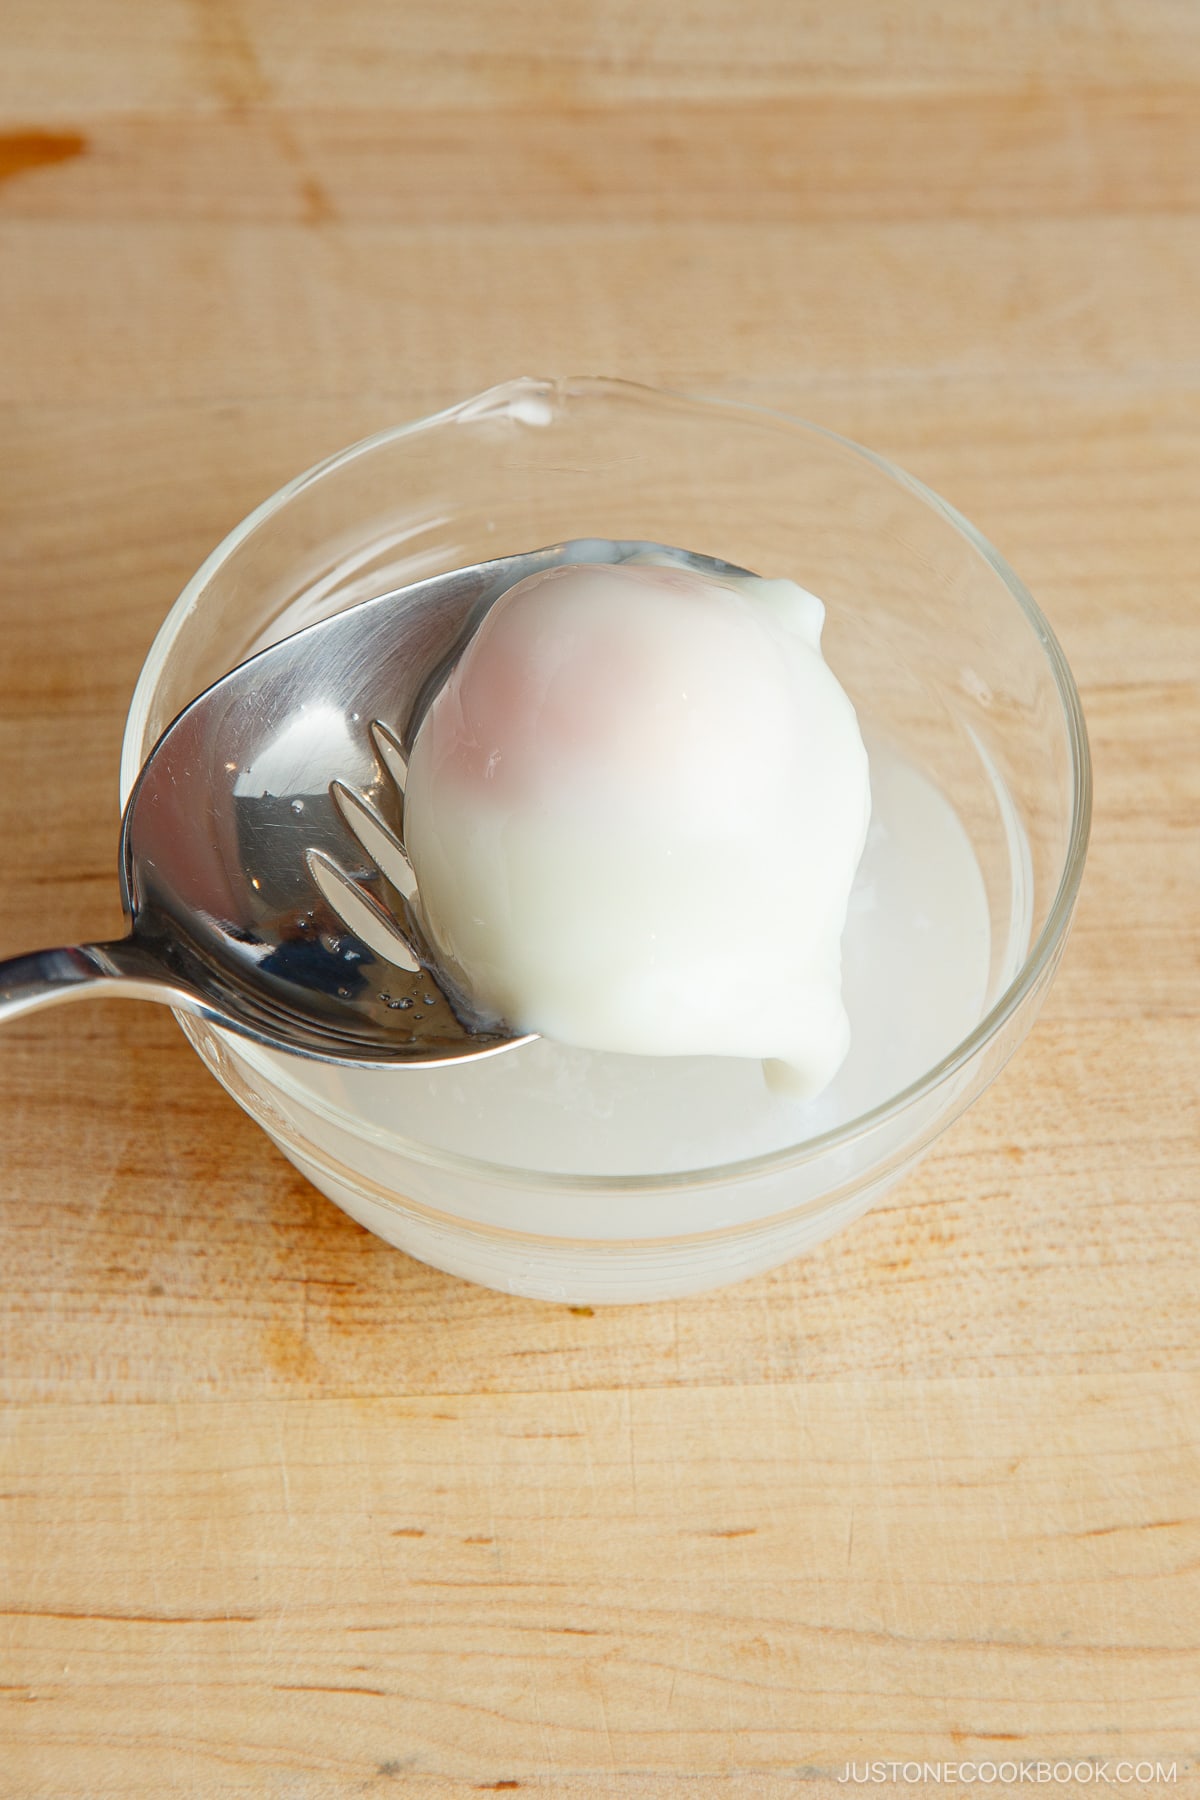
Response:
0,939,189,1024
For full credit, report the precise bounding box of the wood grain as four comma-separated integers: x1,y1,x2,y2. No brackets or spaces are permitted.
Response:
2,1380,1198,1794
1,1,1198,1794
6,218,1200,412
6,1,1200,119
6,89,1200,227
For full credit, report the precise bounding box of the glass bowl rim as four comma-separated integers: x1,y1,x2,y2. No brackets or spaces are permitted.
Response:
123,375,1092,1198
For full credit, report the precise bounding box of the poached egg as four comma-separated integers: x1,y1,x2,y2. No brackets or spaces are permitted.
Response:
402,559,871,1098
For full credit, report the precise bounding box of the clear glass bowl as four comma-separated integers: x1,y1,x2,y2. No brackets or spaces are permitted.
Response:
121,377,1090,1303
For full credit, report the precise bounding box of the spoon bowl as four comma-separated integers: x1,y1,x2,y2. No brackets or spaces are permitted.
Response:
0,539,748,1064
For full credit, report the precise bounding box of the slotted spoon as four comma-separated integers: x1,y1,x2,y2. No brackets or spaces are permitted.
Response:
0,539,749,1065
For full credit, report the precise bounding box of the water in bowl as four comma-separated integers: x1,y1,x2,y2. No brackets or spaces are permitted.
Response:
227,730,1008,1195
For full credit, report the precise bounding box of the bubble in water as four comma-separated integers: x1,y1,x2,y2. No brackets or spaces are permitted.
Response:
290,798,305,814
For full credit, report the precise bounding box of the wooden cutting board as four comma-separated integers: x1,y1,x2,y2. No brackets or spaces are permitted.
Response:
1,4,1197,1794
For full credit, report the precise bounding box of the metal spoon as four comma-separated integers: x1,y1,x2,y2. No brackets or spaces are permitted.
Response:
0,539,750,1066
